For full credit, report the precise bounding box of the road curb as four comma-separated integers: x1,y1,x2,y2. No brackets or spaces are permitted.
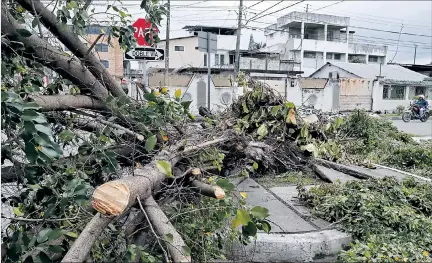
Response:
229,229,351,262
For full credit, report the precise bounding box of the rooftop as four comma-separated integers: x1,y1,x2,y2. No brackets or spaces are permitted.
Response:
182,25,237,35
320,62,428,82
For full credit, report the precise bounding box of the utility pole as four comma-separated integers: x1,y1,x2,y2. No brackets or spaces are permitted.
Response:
306,3,310,12
414,44,417,64
164,0,170,87
233,0,243,99
207,32,211,110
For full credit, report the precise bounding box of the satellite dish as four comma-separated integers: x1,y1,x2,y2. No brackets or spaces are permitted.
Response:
182,92,192,102
220,92,232,105
308,94,318,106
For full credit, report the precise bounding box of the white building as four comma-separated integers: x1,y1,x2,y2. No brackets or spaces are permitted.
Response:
263,11,388,76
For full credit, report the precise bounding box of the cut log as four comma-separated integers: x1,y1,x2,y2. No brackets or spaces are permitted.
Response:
142,196,191,263
189,180,225,200
315,159,371,180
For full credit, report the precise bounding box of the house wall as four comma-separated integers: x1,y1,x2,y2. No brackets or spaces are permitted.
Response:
372,82,432,112
339,78,373,111
310,64,359,78
85,35,124,78
286,78,335,112
157,37,204,69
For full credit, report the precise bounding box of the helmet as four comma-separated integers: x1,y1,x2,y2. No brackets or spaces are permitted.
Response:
419,95,425,99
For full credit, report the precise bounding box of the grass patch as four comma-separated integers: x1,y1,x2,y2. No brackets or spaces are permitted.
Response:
256,171,322,188
299,177,432,263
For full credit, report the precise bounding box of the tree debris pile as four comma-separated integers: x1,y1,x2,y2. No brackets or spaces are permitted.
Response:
318,111,432,178
299,177,432,262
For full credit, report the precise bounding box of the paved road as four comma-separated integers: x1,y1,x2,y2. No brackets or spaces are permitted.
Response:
391,119,432,137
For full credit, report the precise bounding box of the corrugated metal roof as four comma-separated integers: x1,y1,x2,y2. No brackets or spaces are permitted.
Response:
330,62,427,81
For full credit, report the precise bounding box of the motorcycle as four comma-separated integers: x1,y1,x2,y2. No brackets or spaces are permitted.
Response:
402,103,429,122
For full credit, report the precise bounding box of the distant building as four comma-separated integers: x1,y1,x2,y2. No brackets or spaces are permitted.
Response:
262,11,388,76
390,63,432,77
289,62,432,112
64,25,124,79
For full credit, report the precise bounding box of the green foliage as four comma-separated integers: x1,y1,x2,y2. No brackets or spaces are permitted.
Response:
299,177,432,262
167,177,271,262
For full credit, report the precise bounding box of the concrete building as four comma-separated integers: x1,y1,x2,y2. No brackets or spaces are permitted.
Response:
263,11,388,76
287,62,432,112
65,25,124,79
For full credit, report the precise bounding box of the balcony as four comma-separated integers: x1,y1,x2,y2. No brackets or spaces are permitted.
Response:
349,43,387,56
277,11,350,28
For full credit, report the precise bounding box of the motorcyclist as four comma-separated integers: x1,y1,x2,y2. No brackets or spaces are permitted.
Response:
414,95,429,118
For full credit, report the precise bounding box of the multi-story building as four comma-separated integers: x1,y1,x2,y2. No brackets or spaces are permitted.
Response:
64,25,124,79
263,11,388,76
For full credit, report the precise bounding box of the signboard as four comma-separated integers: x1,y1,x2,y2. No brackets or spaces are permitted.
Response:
132,18,159,46
197,31,217,53
124,47,164,61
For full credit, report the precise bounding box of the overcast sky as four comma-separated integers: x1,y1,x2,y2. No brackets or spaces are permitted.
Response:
90,0,432,64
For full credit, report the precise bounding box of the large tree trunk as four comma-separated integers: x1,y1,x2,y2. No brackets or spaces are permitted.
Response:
32,95,107,111
16,0,126,98
1,9,109,100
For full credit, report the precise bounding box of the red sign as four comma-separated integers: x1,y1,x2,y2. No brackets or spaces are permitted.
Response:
132,18,159,46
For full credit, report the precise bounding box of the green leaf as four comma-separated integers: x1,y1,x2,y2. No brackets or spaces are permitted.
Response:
59,130,75,142
65,232,78,238
21,110,46,123
34,124,52,135
236,209,251,225
271,105,281,116
181,100,192,110
242,221,257,236
47,229,63,241
40,146,61,159
43,204,56,218
251,206,270,219
37,228,52,244
37,251,51,263
156,160,172,177
182,245,191,256
253,162,259,170
257,124,268,138
16,29,32,37
165,233,173,242
29,184,41,190
119,10,127,18
285,101,295,108
261,221,271,233
13,207,24,216
48,245,64,253
242,102,249,113
144,92,157,102
216,178,235,192
145,135,157,152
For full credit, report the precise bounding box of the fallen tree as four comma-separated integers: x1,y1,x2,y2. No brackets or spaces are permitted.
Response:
1,1,335,262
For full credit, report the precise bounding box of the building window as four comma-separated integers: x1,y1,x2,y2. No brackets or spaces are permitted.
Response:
174,46,184,51
220,54,225,65
334,53,341,60
369,56,379,62
229,55,235,65
204,54,207,67
269,33,274,39
409,86,427,99
85,25,111,34
101,60,109,68
383,85,405,100
95,43,109,52
326,53,332,60
304,51,316,58
215,54,219,65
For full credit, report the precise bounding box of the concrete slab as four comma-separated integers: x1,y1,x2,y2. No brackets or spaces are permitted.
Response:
315,165,359,184
237,178,316,233
230,230,352,262
270,186,331,230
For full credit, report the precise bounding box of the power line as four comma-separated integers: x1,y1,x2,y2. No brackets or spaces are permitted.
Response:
312,1,344,12
250,1,305,23
350,25,432,38
246,0,265,10
246,0,285,24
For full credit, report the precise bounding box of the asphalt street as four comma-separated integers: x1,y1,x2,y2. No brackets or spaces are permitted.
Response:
391,119,432,138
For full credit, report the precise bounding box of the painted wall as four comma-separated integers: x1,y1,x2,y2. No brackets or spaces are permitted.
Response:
339,78,373,111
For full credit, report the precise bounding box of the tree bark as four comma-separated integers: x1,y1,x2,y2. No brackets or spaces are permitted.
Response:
32,95,107,112
142,196,191,263
16,0,126,98
315,159,371,180
1,9,109,100
189,180,226,200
